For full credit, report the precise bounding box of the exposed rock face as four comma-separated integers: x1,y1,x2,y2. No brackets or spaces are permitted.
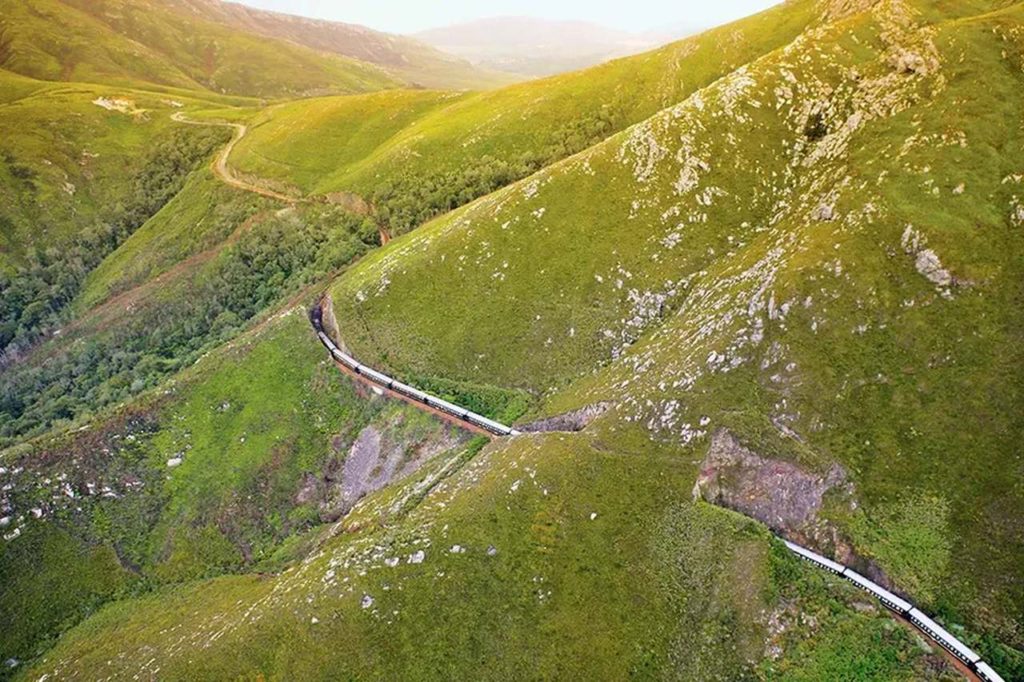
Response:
693,429,853,535
317,415,467,521
518,402,612,433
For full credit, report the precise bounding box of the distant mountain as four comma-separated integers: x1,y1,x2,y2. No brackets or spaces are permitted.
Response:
414,16,666,77
0,0,513,96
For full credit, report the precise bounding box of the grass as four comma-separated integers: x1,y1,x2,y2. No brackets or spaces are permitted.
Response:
326,0,1024,664
0,70,257,269
0,306,472,670
17,417,955,680
227,0,822,214
2,0,1023,679
74,168,269,311
0,0,402,98
230,90,466,195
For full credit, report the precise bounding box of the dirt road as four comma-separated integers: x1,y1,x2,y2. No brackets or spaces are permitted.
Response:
171,112,298,203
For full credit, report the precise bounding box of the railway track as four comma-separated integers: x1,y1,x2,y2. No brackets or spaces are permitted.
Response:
308,302,1006,682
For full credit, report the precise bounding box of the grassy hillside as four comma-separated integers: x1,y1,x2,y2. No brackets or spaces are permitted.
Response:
0,0,402,98
15,399,954,680
228,0,823,233
173,0,517,90
2,0,1021,679
328,0,1024,662
0,305,473,671
0,70,256,268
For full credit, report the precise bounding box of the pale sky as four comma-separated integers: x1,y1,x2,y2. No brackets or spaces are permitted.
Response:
231,0,783,34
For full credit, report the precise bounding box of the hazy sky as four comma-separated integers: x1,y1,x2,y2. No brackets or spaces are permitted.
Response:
230,0,783,34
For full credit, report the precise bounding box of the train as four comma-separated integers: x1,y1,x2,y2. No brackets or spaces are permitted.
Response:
310,305,520,438
783,540,1005,682
310,303,1003,681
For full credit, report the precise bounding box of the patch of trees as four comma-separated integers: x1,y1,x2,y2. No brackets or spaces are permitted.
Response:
372,107,619,235
0,206,375,444
0,127,229,357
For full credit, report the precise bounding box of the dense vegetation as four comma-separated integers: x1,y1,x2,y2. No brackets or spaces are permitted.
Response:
370,108,618,233
0,203,378,444
0,126,229,357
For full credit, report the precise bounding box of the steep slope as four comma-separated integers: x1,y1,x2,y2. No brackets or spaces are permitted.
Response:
0,71,247,269
0,0,506,96
172,0,516,90
328,0,1024,662
228,0,823,234
11,349,956,680
1,303,473,670
2,1,1022,679
0,0,402,97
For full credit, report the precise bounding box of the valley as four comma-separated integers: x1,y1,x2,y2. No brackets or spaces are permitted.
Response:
1,0,1022,680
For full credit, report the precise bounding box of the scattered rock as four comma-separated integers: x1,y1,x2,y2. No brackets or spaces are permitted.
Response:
486,545,498,556
360,595,374,609
589,512,598,521
914,249,952,287
408,550,425,564
811,201,836,222
166,457,182,468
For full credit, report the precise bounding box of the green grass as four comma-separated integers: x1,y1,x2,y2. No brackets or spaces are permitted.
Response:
0,523,133,667
15,416,953,680
0,71,257,268
3,1,1023,679
0,0,402,98
327,0,1024,660
230,90,467,196
75,168,268,311
227,0,822,226
0,306,471,669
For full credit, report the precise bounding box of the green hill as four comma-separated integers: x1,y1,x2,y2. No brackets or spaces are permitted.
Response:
0,70,254,269
0,0,404,98
328,0,1024,659
0,0,505,97
228,0,822,234
1,0,1022,680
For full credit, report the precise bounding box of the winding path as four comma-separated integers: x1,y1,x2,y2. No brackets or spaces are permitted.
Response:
170,112,298,203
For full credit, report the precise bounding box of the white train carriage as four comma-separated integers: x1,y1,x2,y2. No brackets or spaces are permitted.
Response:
467,412,516,436
907,608,981,665
975,661,1006,682
783,540,845,574
391,380,430,403
841,569,912,614
359,365,394,388
423,395,470,420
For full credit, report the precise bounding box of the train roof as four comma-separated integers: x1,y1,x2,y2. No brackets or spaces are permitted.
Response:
908,609,980,663
783,540,845,573
975,661,1005,682
842,569,912,612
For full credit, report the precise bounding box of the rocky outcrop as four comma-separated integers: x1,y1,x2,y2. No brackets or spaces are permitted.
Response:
518,402,612,433
693,429,904,590
317,414,468,522
693,429,853,534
